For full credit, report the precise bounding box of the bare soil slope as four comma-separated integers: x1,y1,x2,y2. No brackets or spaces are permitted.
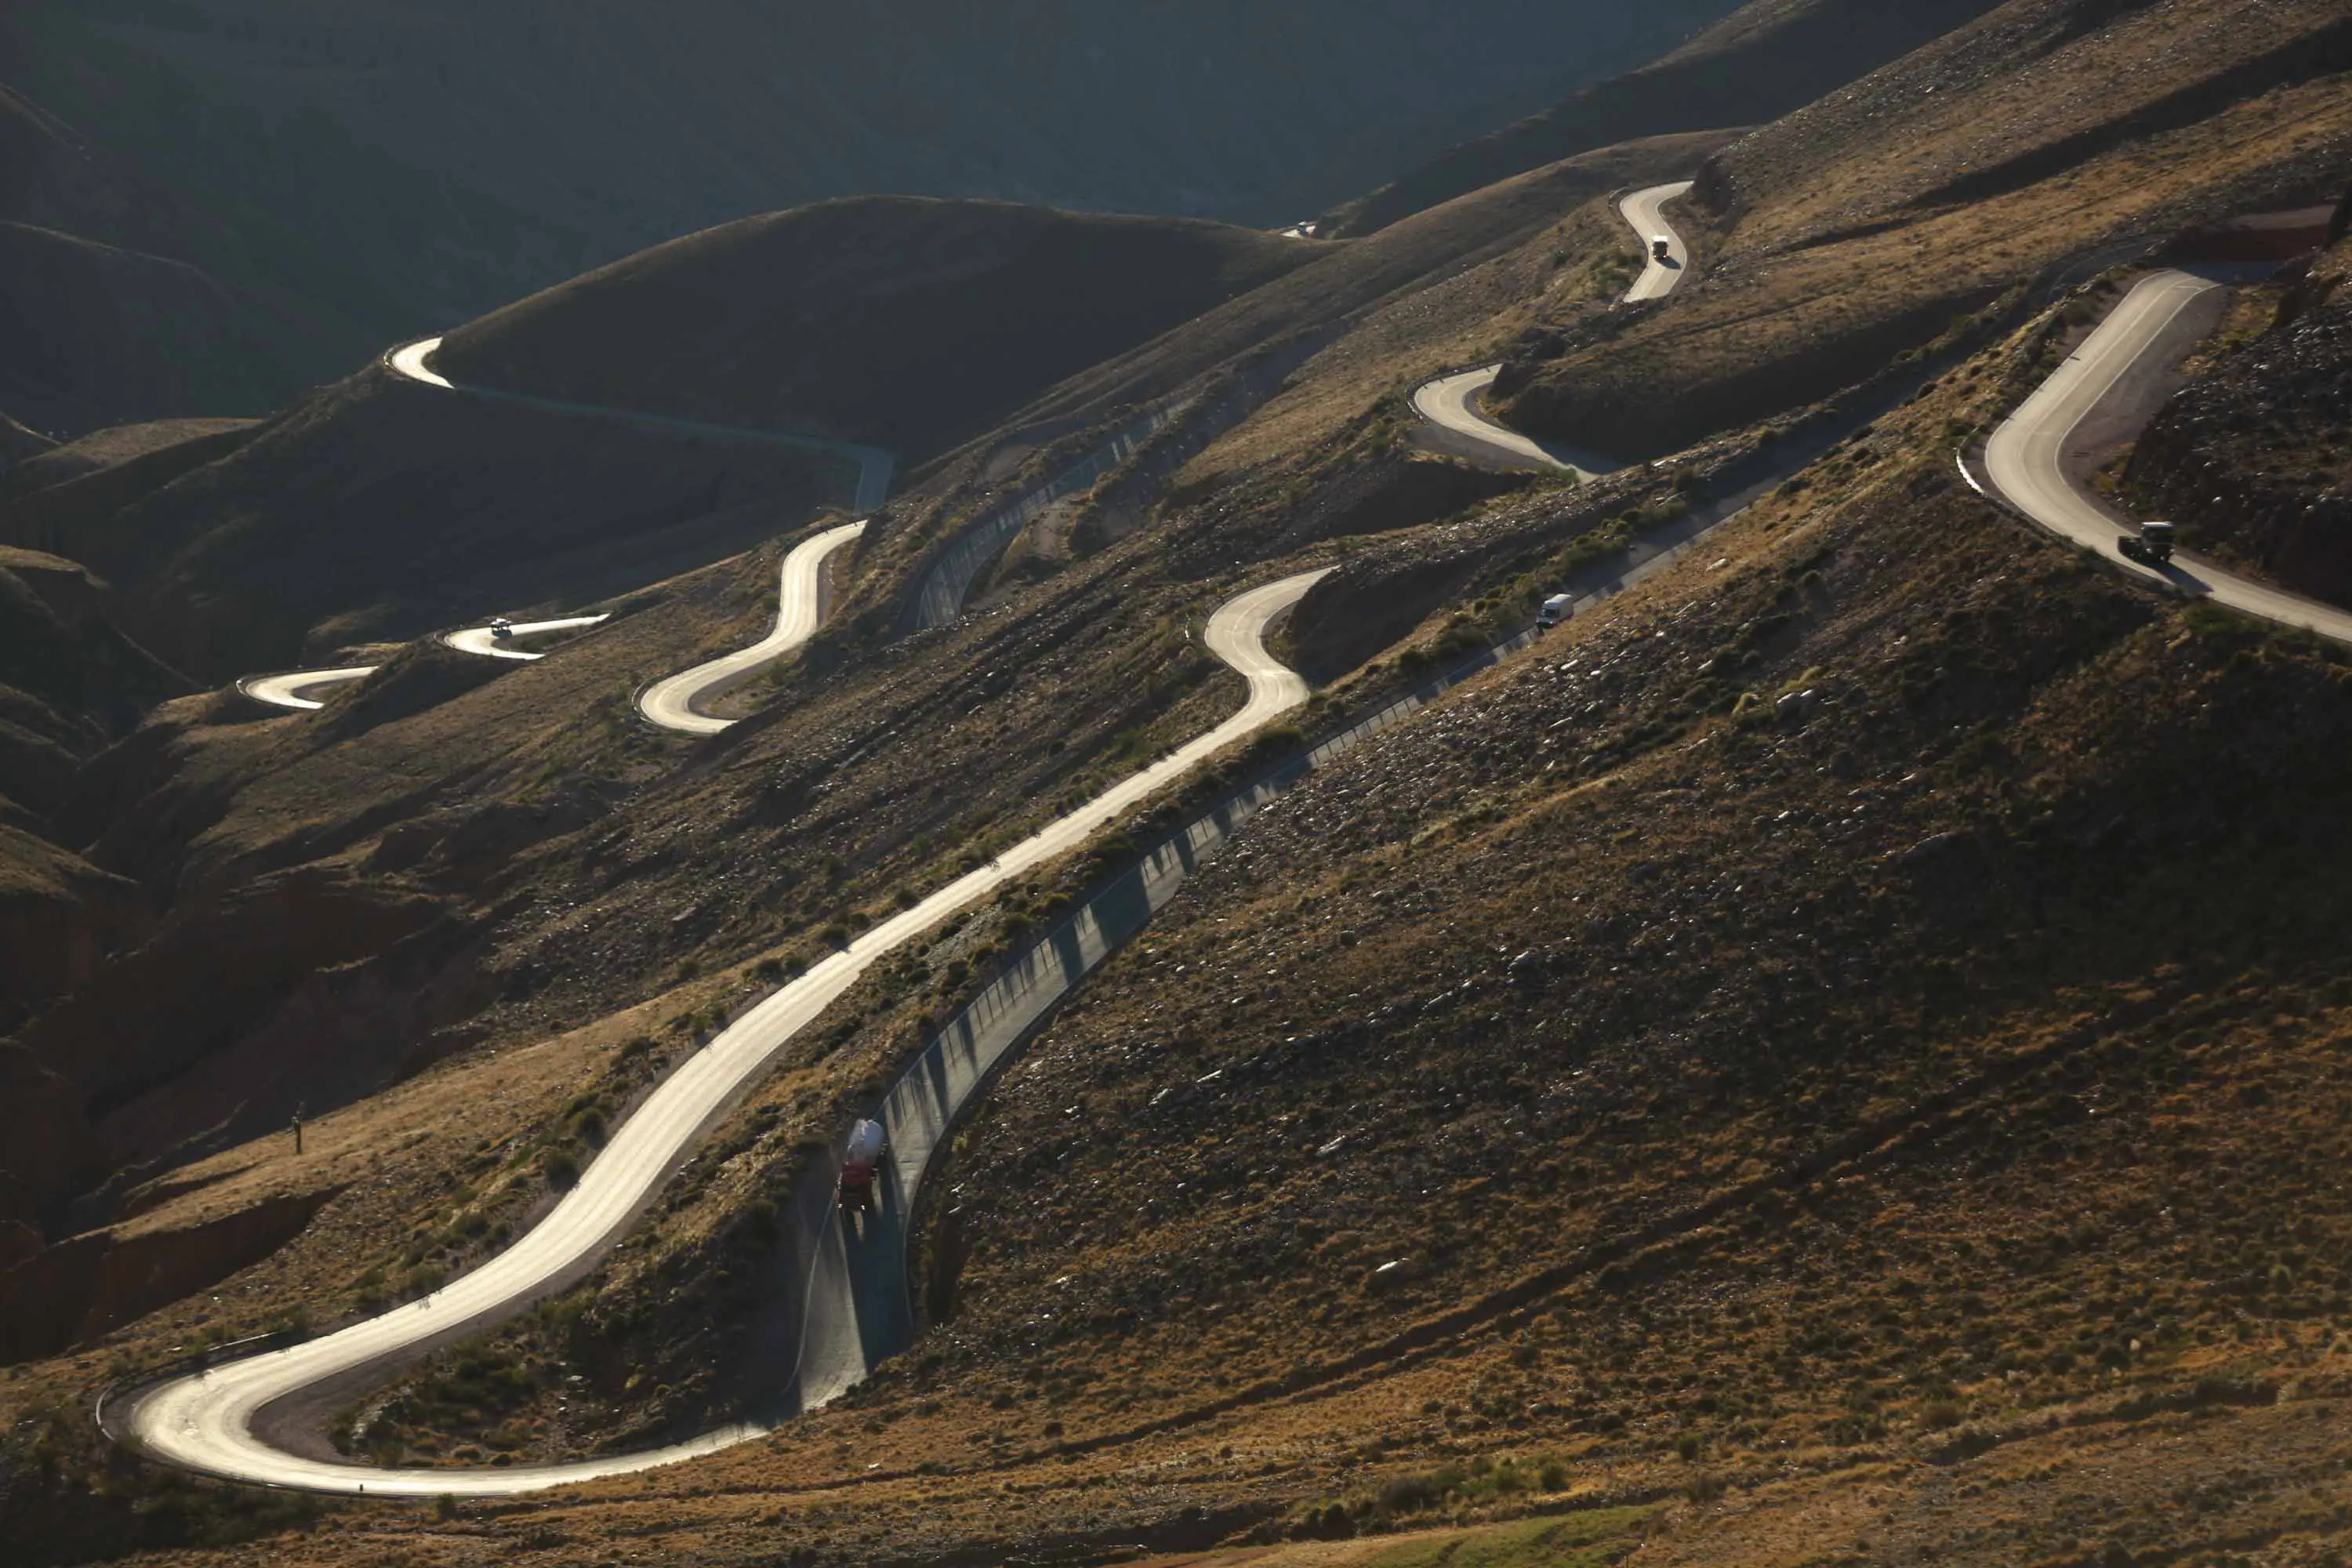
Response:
1497,0,2352,461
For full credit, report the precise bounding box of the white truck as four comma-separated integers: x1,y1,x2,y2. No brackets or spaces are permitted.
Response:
1537,593,1575,629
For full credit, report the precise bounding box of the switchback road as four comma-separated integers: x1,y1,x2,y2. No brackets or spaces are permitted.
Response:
124,568,1328,1497
1982,268,2352,646
637,521,867,735
1408,180,1694,474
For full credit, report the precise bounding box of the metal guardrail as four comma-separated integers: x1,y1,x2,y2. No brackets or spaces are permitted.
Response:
905,401,1192,633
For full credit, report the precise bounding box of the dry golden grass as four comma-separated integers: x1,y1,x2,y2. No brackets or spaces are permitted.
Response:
1501,0,2352,459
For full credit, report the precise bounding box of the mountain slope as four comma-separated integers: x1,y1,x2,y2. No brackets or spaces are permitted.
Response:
2,0,1743,419
2126,229,2352,604
435,198,1320,459
0,83,374,436
1320,0,2007,238
1495,0,2352,460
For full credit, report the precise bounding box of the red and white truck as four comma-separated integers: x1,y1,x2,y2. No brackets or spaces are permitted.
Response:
839,1118,888,1214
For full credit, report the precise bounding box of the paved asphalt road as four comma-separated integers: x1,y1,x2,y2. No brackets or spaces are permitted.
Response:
237,667,382,712
1983,269,2352,645
238,616,612,712
124,568,1329,1497
637,521,868,735
1620,180,1695,304
441,614,609,661
1410,366,1602,477
1409,180,1695,475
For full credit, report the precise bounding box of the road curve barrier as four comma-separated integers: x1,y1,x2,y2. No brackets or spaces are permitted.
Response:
906,401,1189,633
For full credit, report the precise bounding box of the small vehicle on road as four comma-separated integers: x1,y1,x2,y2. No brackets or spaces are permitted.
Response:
1652,236,1673,263
840,1118,888,1214
2118,520,2176,567
489,616,514,640
1537,593,1575,629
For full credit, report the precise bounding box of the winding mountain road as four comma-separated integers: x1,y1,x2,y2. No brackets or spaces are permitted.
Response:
122,568,1329,1497
1410,367,1604,477
441,614,610,661
236,668,382,713
637,521,868,735
1409,180,1694,474
1982,269,2352,645
238,326,896,718
237,616,614,713
1620,180,1694,303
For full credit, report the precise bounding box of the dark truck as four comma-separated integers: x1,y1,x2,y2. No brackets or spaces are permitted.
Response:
2118,520,2176,567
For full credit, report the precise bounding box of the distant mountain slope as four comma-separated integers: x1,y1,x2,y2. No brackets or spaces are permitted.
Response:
435,198,1319,459
0,419,256,507
0,82,381,437
1319,0,2007,238
0,221,287,435
0,414,51,469
1,0,1741,423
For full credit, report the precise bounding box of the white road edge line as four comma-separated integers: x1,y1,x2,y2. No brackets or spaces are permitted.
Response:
125,568,1332,1497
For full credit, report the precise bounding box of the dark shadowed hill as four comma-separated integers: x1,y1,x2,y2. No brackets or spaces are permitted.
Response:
0,546,184,1028
0,85,380,437
1,0,1743,426
1319,0,2008,238
0,222,287,437
0,414,52,468
0,371,851,683
0,419,256,508
435,199,1320,459
0,199,1352,681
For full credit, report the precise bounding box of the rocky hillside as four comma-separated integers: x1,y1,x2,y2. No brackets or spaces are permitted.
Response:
1320,0,2005,238
5,2,2352,1563
24,268,2352,1568
1494,0,2352,461
2128,230,2352,604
